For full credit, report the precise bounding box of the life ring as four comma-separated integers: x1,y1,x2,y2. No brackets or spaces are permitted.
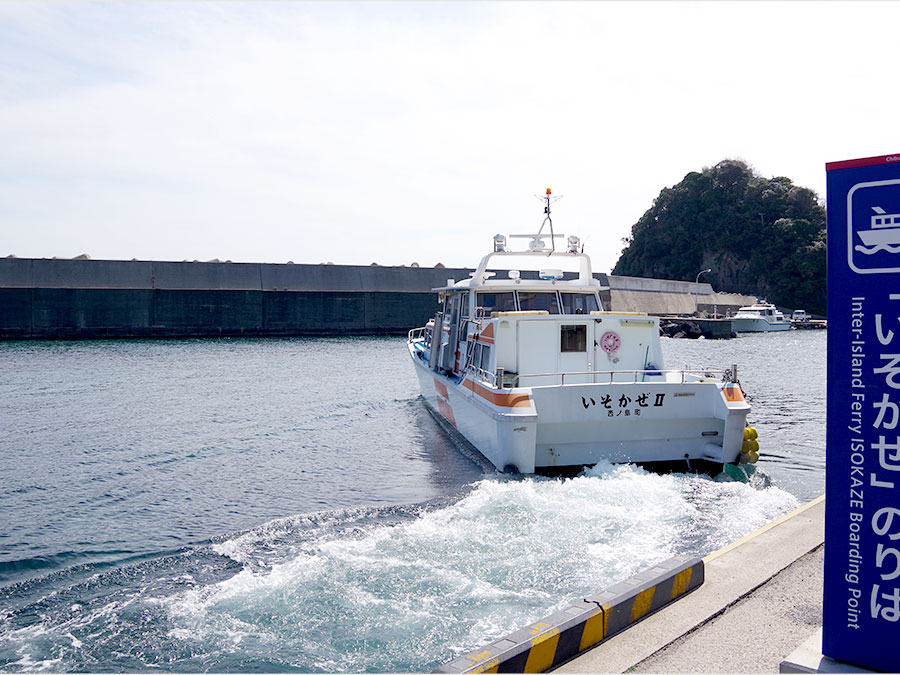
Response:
600,331,621,354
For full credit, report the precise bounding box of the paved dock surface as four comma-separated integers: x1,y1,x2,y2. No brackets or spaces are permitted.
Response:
556,496,826,674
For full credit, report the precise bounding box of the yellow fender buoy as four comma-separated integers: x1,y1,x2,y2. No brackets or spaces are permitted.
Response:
741,425,761,463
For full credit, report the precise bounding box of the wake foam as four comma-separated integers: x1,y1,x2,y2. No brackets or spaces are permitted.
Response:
159,465,798,672
0,466,798,672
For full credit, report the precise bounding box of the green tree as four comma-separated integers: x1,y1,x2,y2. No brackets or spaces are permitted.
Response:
612,160,826,315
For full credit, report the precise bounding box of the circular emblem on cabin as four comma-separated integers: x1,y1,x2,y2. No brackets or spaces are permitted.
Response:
600,331,621,354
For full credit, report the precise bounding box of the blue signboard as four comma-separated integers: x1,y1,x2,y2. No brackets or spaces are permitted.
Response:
825,153,900,672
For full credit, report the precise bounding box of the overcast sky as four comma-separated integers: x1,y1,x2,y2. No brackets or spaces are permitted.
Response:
1,1,897,273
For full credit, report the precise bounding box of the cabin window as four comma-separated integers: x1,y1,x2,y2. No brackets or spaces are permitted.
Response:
476,292,517,315
471,342,483,369
561,324,587,352
449,293,461,325
560,293,599,315
479,345,492,370
518,292,560,314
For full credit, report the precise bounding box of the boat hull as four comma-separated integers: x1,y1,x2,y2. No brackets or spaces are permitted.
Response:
731,317,790,332
410,345,750,473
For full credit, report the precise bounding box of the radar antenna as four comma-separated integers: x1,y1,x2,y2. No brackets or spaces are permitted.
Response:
533,188,563,254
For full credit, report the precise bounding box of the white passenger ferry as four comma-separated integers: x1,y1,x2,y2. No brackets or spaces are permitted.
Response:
407,192,754,473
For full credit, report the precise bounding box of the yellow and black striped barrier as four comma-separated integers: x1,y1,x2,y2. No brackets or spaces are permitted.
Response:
433,555,703,674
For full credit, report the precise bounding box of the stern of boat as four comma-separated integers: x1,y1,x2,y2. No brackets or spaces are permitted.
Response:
495,418,539,474
526,376,751,469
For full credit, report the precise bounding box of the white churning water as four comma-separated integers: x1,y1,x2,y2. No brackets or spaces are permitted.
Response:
158,464,797,672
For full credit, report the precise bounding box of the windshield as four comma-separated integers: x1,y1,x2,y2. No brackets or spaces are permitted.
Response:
560,293,599,314
518,292,560,314
476,292,517,314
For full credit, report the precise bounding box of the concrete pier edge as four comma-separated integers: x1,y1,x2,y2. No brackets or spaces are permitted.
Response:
433,494,826,674
432,556,705,674
556,494,826,673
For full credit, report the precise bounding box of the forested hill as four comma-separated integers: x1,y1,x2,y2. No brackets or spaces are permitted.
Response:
612,160,826,315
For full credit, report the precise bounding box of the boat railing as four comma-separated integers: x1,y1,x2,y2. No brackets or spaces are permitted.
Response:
408,327,426,343
505,368,735,387
465,364,499,387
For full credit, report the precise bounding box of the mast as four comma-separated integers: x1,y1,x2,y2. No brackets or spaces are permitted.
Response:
533,188,562,254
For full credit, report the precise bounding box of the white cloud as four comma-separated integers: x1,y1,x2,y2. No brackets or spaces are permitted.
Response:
1,1,899,272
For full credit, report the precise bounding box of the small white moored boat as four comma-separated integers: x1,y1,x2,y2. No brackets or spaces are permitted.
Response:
730,303,790,332
407,191,755,473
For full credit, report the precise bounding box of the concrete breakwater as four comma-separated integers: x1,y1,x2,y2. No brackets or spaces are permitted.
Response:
0,257,757,339
0,258,471,339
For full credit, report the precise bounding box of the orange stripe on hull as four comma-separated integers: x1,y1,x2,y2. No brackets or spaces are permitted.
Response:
475,323,495,345
432,378,457,426
437,397,457,427
434,380,449,400
462,378,532,408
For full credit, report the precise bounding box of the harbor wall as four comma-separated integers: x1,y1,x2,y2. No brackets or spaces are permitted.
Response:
605,275,757,317
0,258,470,339
0,258,757,339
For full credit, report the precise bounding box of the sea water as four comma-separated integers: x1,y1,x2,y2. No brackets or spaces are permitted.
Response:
0,331,824,672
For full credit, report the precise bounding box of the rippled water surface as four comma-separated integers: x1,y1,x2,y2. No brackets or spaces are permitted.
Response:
0,332,825,672
665,330,826,501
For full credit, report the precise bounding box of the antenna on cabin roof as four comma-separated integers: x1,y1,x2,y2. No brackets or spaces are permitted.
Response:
532,188,564,254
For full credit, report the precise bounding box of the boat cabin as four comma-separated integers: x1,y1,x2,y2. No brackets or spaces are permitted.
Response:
422,234,664,388
735,303,786,321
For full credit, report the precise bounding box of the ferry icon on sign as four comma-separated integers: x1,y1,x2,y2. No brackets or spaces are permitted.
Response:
856,207,900,248
847,179,900,273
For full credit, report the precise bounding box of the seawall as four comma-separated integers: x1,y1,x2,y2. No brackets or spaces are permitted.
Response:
0,258,758,339
0,258,475,339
